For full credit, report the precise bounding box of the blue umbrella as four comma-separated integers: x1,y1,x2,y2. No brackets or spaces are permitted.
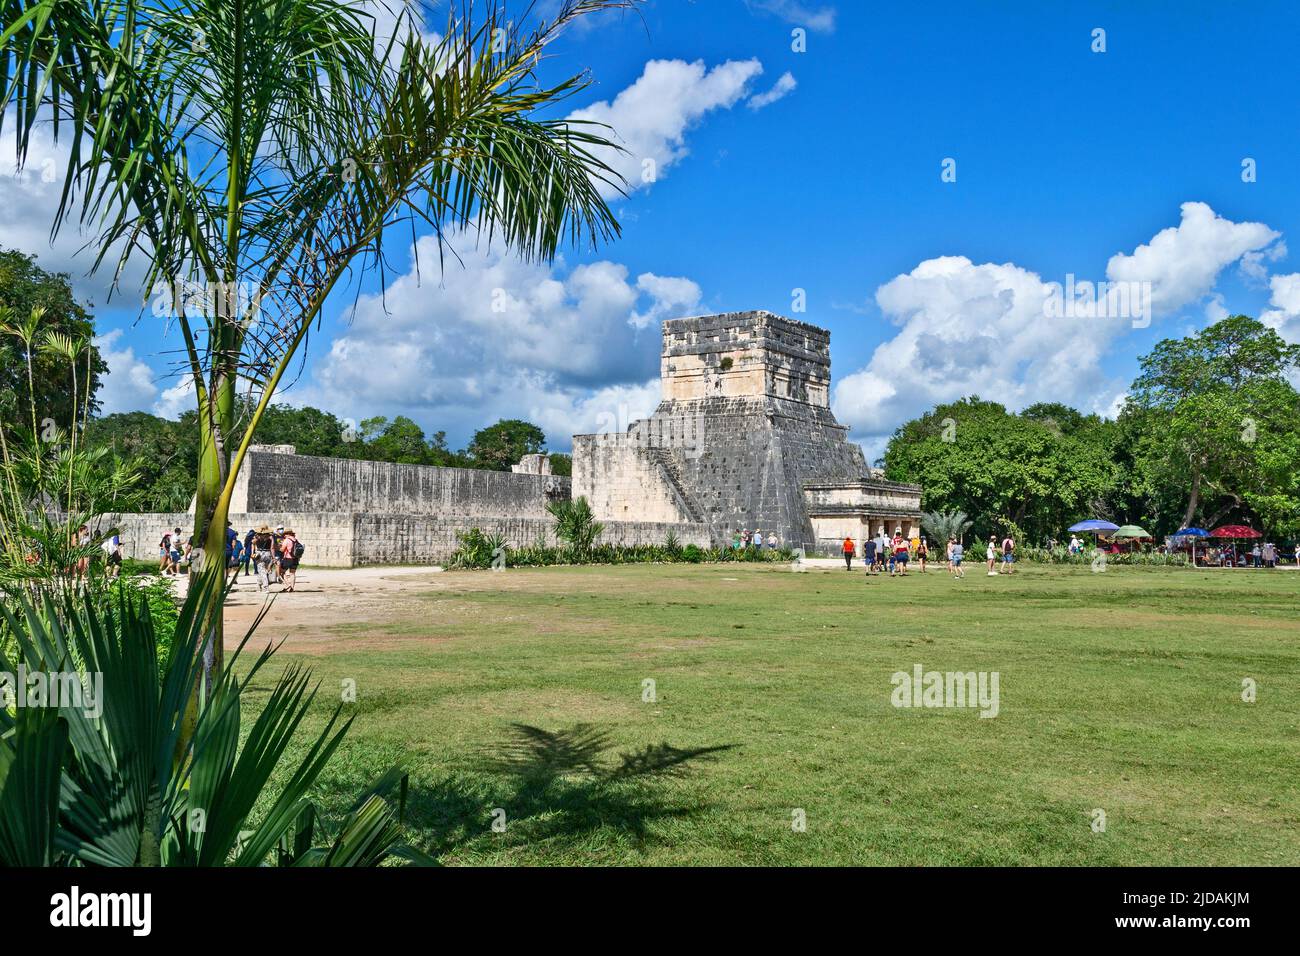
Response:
1171,527,1209,566
1069,519,1120,532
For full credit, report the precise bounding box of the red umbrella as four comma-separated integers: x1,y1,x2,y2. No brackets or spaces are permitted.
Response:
1210,525,1261,538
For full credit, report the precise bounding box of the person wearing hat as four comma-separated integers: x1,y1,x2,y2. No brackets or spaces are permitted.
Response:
252,524,275,592
279,528,300,592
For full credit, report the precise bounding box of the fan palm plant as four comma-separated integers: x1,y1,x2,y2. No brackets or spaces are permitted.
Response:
0,566,431,866
1,0,631,689
921,509,973,545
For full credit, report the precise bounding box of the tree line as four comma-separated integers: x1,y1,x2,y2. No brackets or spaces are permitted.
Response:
882,315,1300,543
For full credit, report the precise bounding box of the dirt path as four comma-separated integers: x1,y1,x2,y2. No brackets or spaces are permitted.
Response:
175,565,447,650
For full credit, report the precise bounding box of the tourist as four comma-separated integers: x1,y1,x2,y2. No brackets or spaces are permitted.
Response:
987,536,998,576
280,529,301,591
842,535,855,570
916,536,929,573
754,529,764,548
1000,533,1015,574
1069,534,1081,555
171,527,184,575
101,532,123,579
1262,541,1276,569
243,527,256,577
894,532,910,575
741,528,752,548
950,539,965,578
253,524,276,592
767,533,778,550
863,535,877,575
75,524,91,579
158,530,173,575
1252,543,1262,568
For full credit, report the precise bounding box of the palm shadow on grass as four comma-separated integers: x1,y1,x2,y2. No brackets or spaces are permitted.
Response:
398,724,735,860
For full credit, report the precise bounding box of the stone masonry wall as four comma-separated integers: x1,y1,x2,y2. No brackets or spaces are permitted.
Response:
98,512,711,567
230,449,569,517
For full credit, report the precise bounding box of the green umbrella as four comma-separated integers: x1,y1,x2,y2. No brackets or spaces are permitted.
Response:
1112,525,1151,539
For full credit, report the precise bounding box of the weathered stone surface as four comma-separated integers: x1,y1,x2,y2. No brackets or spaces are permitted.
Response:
229,448,568,517
98,512,709,567
573,310,918,550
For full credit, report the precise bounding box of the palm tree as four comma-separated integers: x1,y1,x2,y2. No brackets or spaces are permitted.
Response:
921,509,973,546
2,0,630,687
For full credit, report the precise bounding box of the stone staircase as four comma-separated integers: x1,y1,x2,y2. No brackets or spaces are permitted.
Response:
645,447,707,524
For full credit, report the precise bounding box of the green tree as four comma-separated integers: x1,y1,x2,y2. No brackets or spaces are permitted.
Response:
85,411,196,512
548,452,573,477
467,418,547,471
0,248,107,437
883,397,1118,543
1125,315,1300,531
3,0,627,687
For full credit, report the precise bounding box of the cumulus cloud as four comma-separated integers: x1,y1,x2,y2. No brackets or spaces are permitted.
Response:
745,0,837,33
295,232,699,449
568,58,765,199
1105,201,1280,314
833,202,1282,446
747,71,797,110
833,256,1130,440
0,127,150,307
153,376,195,420
94,330,159,415
1260,272,1300,343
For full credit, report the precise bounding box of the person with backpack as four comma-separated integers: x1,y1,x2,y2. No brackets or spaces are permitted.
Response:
252,524,276,592
1000,534,1016,574
280,529,302,591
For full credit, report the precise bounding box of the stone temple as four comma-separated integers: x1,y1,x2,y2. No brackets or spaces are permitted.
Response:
104,311,921,565
573,310,922,551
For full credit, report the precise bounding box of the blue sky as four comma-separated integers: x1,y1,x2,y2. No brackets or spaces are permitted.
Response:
6,0,1300,459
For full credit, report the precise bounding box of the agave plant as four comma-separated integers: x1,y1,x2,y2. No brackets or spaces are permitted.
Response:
0,567,431,866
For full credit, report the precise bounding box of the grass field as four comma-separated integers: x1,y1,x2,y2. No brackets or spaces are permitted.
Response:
246,562,1300,865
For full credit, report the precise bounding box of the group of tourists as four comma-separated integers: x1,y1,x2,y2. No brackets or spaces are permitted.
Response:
730,528,781,550
154,522,304,592
839,530,1015,580
841,530,931,575
231,523,303,592
1200,542,1293,568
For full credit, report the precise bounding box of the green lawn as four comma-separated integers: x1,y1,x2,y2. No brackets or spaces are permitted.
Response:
247,563,1300,865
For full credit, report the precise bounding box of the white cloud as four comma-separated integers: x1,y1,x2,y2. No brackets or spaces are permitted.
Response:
1260,272,1300,343
833,202,1283,445
153,376,195,420
746,0,837,33
294,231,700,449
568,58,765,199
0,126,150,308
747,71,797,110
94,330,159,415
833,255,1129,439
629,273,702,330
1105,201,1280,314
